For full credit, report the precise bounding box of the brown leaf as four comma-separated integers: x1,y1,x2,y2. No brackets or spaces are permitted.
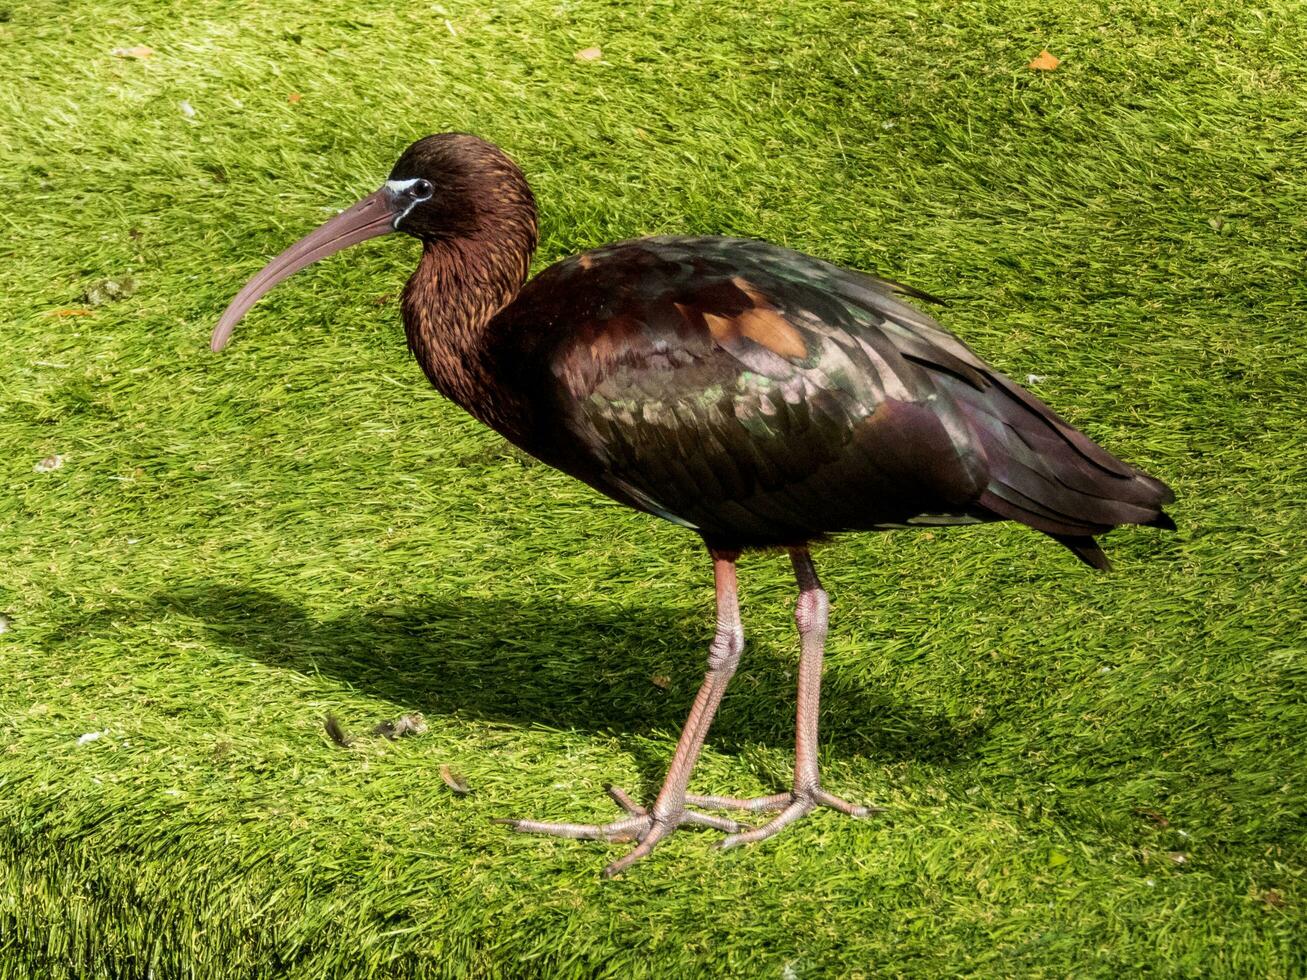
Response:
1261,888,1285,908
574,46,602,63
440,765,471,795
288,92,302,104
1135,808,1170,828
650,674,670,689
112,45,155,60
1028,49,1060,71
47,308,93,318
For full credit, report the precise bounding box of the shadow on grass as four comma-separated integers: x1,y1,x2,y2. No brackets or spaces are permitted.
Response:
68,585,987,769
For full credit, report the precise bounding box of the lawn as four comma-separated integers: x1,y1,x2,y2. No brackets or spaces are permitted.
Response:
1,0,1305,975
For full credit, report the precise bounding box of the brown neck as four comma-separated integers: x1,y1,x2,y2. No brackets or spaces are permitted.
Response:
401,214,536,433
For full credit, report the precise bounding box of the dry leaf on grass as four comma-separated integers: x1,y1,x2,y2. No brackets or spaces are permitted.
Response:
574,46,602,63
34,455,65,473
650,674,670,689
1135,808,1170,828
1028,49,1060,71
48,308,93,318
288,92,302,104
112,45,155,59
440,765,472,795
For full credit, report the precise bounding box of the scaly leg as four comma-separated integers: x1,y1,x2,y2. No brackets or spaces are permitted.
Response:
499,551,748,876
708,547,882,849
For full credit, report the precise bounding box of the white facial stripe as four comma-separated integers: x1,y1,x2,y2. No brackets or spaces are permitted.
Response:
385,178,432,227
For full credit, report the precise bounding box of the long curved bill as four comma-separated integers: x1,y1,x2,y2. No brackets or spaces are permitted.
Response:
211,187,401,352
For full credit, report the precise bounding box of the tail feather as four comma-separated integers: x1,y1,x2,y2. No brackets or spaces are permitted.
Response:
1146,511,1177,532
938,371,1175,569
1052,534,1113,571
974,398,1172,509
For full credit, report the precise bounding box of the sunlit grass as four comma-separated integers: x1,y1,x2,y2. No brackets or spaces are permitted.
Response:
1,0,1304,975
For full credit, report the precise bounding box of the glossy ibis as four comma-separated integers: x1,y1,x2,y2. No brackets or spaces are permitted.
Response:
213,134,1174,877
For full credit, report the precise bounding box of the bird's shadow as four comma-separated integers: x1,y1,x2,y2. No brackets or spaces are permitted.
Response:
63,585,986,780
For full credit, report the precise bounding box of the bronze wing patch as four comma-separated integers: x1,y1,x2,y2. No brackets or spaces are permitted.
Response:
678,276,808,360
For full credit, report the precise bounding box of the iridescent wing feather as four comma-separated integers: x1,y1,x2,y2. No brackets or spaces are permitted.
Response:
494,237,1172,564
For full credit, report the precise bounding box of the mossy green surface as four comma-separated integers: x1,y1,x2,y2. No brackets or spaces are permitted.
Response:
1,0,1304,975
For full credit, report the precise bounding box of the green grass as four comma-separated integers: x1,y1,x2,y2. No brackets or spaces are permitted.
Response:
1,0,1305,975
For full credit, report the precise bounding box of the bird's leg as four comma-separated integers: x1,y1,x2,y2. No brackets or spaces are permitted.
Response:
498,551,748,876
698,547,882,849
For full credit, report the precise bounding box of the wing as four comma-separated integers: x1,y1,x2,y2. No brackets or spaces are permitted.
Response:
504,238,986,546
501,236,1172,557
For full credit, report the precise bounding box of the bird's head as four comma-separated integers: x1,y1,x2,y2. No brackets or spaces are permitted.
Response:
210,133,535,352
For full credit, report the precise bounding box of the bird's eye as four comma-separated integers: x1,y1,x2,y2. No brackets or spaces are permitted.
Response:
412,179,433,199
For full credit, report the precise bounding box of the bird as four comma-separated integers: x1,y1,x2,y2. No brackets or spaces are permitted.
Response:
213,133,1175,877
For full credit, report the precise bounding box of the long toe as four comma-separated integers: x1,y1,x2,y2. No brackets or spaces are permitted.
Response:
685,791,793,813
497,786,749,875
719,798,812,848
816,789,884,819
495,814,649,842
702,786,882,849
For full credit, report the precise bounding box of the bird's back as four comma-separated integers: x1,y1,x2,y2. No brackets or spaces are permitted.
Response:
485,236,1173,564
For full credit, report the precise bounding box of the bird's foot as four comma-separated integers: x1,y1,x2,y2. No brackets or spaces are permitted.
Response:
496,785,747,878
685,786,884,849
